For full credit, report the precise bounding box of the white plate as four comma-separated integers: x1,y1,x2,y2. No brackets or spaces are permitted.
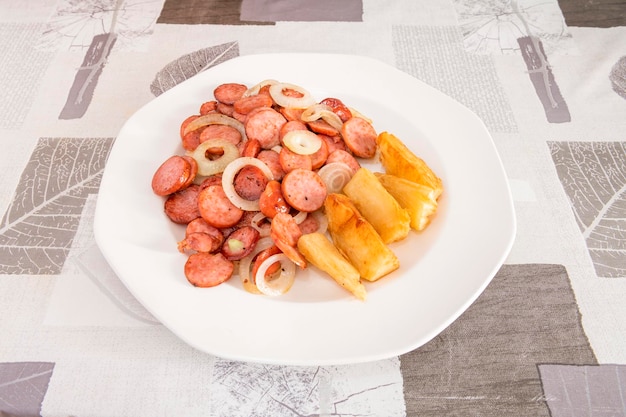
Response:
94,53,516,365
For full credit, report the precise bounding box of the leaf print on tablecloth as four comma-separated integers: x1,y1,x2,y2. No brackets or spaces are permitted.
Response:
549,141,626,278
0,137,114,275
609,56,626,100
0,362,54,417
150,41,239,96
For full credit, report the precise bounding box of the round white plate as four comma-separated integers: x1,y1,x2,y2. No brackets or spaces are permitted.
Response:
94,53,516,365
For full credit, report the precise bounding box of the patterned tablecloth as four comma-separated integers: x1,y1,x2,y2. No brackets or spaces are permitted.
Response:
1,1,625,416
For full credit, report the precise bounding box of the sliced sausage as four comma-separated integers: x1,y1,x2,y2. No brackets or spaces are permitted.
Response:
199,174,222,190
319,134,347,154
279,147,312,173
270,212,306,268
307,119,339,137
184,252,234,287
281,169,327,213
197,184,244,228
320,97,352,122
241,138,261,158
214,83,247,105
152,155,193,196
257,150,285,181
233,94,273,115
326,149,360,174
279,120,308,143
164,184,201,224
216,102,234,117
245,107,287,149
233,165,269,201
298,213,320,235
199,100,217,115
259,180,291,218
280,106,305,122
177,218,224,253
340,117,377,158
180,115,199,139
180,156,198,188
199,124,242,145
221,226,260,261
309,136,329,169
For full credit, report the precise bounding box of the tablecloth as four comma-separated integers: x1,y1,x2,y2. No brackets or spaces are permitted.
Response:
1,0,625,416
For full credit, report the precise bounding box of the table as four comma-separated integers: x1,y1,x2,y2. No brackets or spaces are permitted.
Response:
1,0,625,416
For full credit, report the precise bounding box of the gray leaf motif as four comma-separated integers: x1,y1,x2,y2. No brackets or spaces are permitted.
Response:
0,362,54,417
609,56,626,99
150,41,239,96
549,141,626,278
0,137,114,275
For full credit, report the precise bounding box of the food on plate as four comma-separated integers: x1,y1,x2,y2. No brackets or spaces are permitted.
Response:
324,193,400,282
377,131,444,199
343,167,410,244
151,79,442,298
297,232,366,300
375,173,438,231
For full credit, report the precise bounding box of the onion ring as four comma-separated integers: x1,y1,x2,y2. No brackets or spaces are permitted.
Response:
301,103,344,131
250,212,271,237
221,157,274,211
282,130,322,155
239,236,274,294
254,253,296,296
269,82,316,109
183,113,247,141
188,139,240,177
317,162,353,194
243,79,279,97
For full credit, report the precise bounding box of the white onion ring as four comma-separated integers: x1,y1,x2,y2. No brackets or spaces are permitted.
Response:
221,157,274,211
239,236,274,293
250,211,271,237
254,253,296,296
183,113,247,141
317,162,353,194
188,139,240,176
269,82,316,109
243,79,279,97
301,103,343,131
282,130,322,155
348,108,373,124
292,210,308,224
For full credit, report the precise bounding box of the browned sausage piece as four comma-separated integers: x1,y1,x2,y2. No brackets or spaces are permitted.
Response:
164,184,201,224
216,102,235,117
340,117,377,158
184,252,234,287
307,119,339,137
177,218,224,253
245,107,287,149
233,165,269,201
180,156,198,188
199,124,242,145
257,150,285,181
325,149,361,175
320,97,352,122
214,83,247,105
241,138,261,158
152,155,193,196
269,212,306,268
199,174,222,190
281,169,327,213
259,180,291,218
279,147,312,173
199,100,217,115
280,107,305,122
319,134,347,154
221,226,260,261
309,136,329,170
233,94,273,115
182,130,202,151
197,184,244,228
180,115,199,139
